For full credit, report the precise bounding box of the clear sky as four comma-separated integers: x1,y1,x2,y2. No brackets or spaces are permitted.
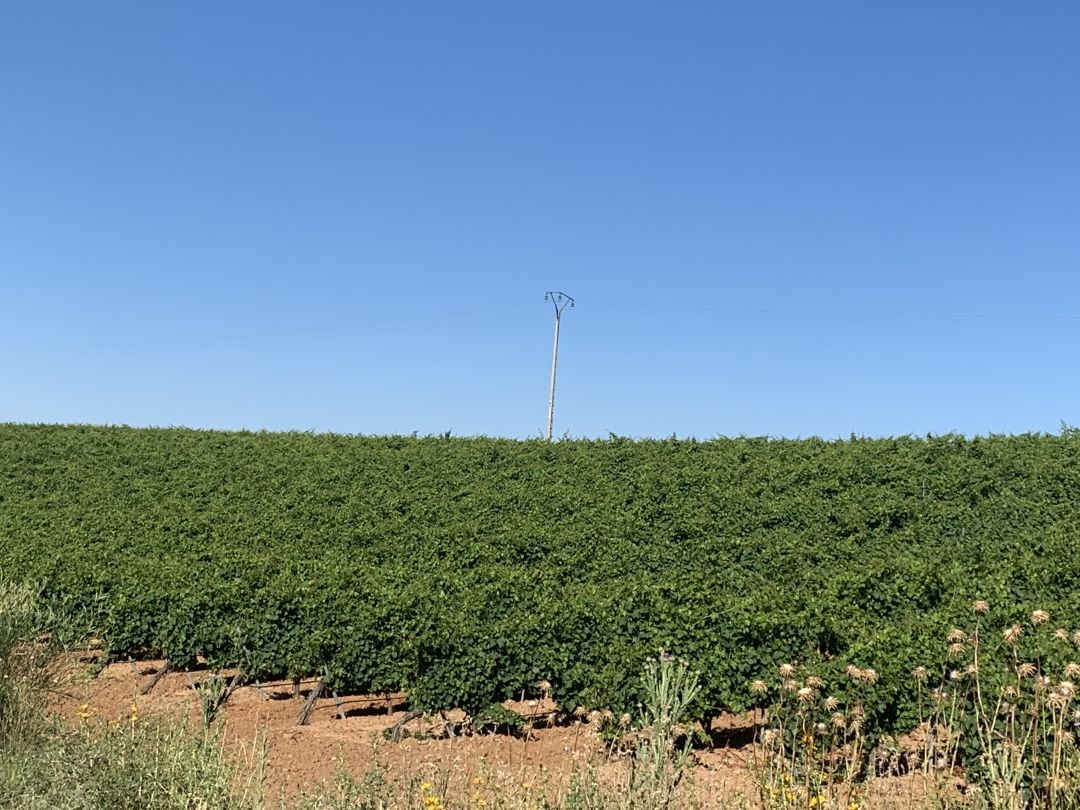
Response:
3,2,1079,439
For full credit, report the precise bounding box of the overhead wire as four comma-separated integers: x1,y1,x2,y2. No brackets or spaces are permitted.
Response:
577,300,1080,321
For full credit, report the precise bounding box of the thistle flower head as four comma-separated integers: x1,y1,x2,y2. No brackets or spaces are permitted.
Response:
911,666,928,682
1017,662,1037,679
750,679,768,695
972,600,990,613
797,686,814,703
1055,629,1070,642
778,663,796,678
948,642,966,657
1031,610,1050,626
1003,625,1024,645
1065,663,1080,680
947,628,967,643
824,696,839,711
805,675,824,689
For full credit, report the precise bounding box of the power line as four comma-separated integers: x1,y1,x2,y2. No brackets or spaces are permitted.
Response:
0,312,470,357
579,300,1080,321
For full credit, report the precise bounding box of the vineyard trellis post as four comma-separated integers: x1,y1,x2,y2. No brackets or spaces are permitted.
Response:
544,291,574,440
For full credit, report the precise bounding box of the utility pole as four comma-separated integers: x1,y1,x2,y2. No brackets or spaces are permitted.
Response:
544,291,574,440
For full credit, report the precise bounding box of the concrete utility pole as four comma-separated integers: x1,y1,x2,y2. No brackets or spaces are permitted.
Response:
544,291,574,440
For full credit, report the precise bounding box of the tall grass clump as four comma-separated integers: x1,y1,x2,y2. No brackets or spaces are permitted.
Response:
0,577,263,810
0,579,51,750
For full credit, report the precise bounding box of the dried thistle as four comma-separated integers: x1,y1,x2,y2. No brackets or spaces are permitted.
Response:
1031,609,1050,626
1003,625,1024,645
972,600,990,613
947,628,967,643
750,679,767,695
778,663,796,678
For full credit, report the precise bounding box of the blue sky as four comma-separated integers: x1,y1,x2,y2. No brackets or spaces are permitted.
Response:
3,2,1079,439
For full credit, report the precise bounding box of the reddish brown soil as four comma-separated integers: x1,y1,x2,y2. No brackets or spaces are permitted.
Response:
49,654,947,807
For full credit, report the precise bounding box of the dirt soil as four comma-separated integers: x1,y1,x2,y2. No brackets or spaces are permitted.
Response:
49,654,949,808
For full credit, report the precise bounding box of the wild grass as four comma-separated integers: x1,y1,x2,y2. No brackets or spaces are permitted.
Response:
0,579,263,809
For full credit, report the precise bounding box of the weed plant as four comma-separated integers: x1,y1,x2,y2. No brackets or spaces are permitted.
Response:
0,579,263,810
751,601,1080,810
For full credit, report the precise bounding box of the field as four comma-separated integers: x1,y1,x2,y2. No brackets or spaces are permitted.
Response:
2,425,1080,730
3,423,1080,740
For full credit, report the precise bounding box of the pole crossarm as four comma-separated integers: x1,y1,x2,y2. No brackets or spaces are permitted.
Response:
545,291,575,316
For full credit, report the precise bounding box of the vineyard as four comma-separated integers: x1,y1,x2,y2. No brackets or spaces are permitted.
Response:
2,424,1079,736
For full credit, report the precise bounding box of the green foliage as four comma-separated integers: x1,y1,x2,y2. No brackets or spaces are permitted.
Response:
472,703,525,734
2,425,1080,738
